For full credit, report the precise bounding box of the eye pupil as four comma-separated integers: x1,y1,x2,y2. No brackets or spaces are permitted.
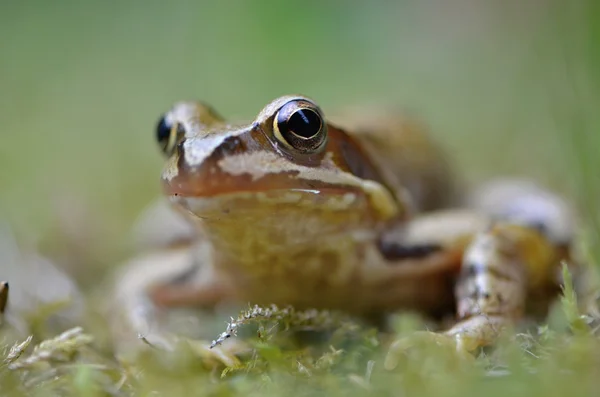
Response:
288,109,321,139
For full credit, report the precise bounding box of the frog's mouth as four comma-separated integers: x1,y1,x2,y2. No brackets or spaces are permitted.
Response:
163,161,401,222
171,185,368,217
165,172,400,224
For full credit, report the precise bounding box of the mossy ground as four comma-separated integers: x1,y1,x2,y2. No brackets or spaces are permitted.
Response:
2,277,600,397
2,1,600,396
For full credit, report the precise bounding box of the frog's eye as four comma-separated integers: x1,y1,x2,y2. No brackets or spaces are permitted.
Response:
273,100,327,153
156,115,185,157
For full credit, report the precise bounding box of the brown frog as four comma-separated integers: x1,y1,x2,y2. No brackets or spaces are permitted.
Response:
112,95,595,367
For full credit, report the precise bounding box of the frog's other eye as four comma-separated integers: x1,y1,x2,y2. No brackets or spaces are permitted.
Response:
156,115,185,157
273,100,327,153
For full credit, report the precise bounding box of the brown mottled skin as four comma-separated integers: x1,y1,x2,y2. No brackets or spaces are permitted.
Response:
111,95,595,364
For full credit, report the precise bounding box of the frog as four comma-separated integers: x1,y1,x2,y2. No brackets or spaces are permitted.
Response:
111,95,597,367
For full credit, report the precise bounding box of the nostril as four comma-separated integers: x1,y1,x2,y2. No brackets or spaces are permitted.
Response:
217,136,244,156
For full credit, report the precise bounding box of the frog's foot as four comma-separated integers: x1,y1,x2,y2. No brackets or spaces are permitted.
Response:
384,314,511,370
443,314,510,350
114,290,250,368
384,330,474,371
185,338,250,368
133,329,248,368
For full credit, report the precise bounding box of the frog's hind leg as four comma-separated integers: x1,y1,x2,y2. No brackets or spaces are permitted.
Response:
385,222,559,369
385,180,574,369
438,179,577,349
445,222,557,351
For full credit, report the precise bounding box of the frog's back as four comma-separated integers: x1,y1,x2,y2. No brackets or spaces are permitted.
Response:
329,107,460,213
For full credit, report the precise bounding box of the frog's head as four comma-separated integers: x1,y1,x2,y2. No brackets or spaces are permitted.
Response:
155,96,404,248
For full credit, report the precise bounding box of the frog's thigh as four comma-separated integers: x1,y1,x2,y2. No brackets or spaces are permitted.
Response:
379,209,489,256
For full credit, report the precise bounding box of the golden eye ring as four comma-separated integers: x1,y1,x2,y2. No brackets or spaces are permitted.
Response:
272,99,327,153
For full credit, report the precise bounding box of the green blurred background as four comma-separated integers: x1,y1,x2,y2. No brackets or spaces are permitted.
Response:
1,0,598,287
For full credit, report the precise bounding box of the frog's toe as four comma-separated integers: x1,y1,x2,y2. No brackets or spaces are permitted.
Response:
186,338,249,368
137,333,248,369
384,331,474,371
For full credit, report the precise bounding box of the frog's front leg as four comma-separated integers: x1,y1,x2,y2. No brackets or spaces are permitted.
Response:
110,240,240,361
385,221,559,370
